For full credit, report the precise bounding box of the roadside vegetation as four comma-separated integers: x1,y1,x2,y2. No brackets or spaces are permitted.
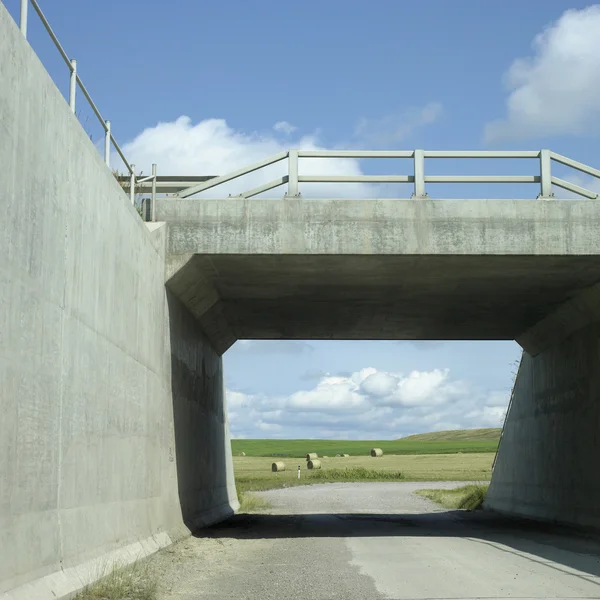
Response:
308,467,404,481
74,561,157,600
238,491,272,512
415,484,489,510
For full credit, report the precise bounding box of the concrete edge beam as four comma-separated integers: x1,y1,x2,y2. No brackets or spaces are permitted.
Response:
156,198,600,257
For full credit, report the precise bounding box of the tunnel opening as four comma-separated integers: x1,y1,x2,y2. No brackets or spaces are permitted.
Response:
220,339,520,512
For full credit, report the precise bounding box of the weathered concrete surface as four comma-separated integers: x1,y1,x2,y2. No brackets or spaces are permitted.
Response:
517,281,600,356
166,289,238,532
167,254,600,354
156,197,600,256
157,197,600,354
0,5,236,598
486,323,600,529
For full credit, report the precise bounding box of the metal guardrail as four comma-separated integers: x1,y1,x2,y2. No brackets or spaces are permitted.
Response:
16,1,600,208
175,149,600,200
18,0,157,217
115,175,217,195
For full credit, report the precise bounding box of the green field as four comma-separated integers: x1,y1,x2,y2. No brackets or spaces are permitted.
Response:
231,434,499,458
234,453,493,493
232,429,499,495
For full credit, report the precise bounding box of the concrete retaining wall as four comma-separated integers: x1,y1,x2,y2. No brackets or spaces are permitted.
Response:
0,4,236,598
486,324,600,529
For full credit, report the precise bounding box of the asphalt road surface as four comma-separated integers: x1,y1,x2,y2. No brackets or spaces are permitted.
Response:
154,482,600,599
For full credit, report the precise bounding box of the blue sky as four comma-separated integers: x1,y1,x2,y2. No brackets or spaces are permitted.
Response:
7,0,600,438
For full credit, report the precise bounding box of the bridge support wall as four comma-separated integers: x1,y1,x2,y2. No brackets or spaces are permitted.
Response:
0,5,236,598
486,317,600,528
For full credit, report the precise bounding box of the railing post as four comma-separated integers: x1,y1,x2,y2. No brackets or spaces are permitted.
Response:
539,149,552,198
151,163,157,222
69,59,77,113
288,149,299,196
20,0,28,37
104,120,111,167
413,149,426,198
130,165,135,205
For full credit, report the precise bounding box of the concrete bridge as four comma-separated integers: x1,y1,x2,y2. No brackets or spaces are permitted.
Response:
159,196,600,355
3,2,600,598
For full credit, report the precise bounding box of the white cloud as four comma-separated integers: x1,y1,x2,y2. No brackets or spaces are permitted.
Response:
392,369,458,406
360,371,398,397
360,368,463,407
287,375,367,412
485,390,511,407
226,367,510,439
226,390,250,409
273,121,297,135
121,116,375,198
485,6,600,142
355,102,442,146
464,405,507,428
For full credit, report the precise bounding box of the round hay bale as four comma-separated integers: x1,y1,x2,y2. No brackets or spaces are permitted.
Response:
335,453,342,457
271,461,285,472
307,459,322,470
323,456,328,458
306,452,318,461
370,448,383,457
240,452,246,457
342,453,350,457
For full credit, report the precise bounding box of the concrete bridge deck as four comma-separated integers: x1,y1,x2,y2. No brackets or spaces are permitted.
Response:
159,198,600,354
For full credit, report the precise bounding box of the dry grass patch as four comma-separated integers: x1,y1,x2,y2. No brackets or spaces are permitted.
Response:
415,484,489,510
74,560,156,600
238,491,272,513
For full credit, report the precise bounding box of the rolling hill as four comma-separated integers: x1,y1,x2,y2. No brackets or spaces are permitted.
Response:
231,428,501,457
399,428,501,442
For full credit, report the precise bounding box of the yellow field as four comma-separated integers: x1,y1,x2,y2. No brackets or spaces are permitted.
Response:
233,453,493,492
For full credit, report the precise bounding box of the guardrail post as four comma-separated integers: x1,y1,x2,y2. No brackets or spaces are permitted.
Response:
151,164,157,222
69,59,77,113
130,165,135,205
288,149,299,196
539,149,552,198
20,0,28,37
413,149,426,198
104,120,111,167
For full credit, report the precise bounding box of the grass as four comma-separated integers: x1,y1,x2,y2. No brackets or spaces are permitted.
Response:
415,484,489,510
308,467,405,481
400,428,501,442
233,453,493,493
231,437,498,458
238,491,272,512
74,560,156,600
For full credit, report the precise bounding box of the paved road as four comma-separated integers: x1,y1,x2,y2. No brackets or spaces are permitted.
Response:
154,482,600,599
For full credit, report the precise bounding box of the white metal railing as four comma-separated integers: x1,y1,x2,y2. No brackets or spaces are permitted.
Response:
175,149,600,200
18,0,157,218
